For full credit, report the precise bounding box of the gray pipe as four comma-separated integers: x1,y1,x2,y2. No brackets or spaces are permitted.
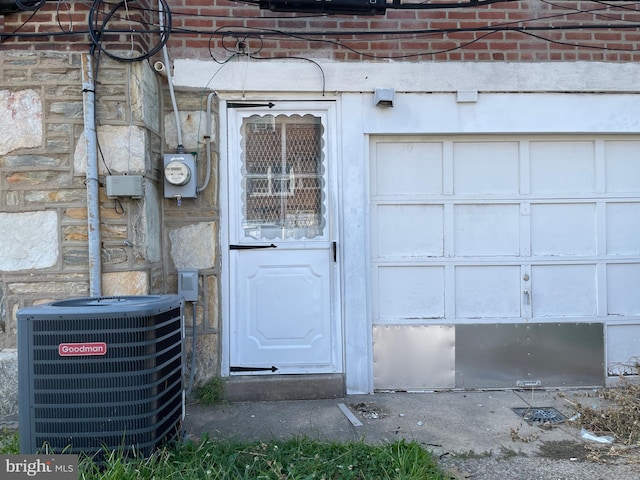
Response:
81,53,102,297
198,92,216,193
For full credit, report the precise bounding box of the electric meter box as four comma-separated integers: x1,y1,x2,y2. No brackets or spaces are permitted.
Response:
163,153,197,199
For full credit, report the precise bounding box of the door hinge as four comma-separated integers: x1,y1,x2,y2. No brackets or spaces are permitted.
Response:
230,366,279,372
332,241,337,262
227,102,275,109
230,244,277,250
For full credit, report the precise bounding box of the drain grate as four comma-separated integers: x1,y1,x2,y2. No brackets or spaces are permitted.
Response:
512,407,566,425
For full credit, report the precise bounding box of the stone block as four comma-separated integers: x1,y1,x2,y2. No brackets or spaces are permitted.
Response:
74,125,147,175
7,281,88,297
102,271,149,296
164,110,216,152
25,189,86,204
0,350,18,416
0,211,58,272
0,89,43,155
169,222,217,270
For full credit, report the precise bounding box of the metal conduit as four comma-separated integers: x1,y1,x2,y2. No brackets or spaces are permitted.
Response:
81,53,102,297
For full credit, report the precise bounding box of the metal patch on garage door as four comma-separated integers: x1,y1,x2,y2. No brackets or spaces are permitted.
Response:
373,324,455,391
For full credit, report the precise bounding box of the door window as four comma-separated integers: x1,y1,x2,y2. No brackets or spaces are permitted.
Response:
240,114,326,240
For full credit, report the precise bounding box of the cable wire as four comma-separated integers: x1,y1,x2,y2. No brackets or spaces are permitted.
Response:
3,0,640,58
88,0,171,62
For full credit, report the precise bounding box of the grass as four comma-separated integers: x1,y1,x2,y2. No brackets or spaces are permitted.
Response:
0,429,448,480
194,377,226,405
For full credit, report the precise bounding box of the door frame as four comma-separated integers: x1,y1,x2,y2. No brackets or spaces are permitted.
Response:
219,98,343,377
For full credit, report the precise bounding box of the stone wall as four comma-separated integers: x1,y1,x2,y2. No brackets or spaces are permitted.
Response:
0,50,222,415
0,51,162,348
161,88,221,383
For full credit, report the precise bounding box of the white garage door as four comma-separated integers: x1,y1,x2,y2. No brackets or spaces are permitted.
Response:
370,136,640,388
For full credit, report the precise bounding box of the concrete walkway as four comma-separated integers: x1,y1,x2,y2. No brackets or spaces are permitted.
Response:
184,389,638,480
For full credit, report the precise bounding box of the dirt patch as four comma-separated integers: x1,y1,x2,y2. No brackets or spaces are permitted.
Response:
538,440,590,461
350,401,389,420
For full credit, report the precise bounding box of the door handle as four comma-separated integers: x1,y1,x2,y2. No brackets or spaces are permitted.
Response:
230,244,277,250
523,289,531,305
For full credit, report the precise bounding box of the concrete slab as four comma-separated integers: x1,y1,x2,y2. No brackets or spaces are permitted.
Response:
185,389,589,455
184,389,640,479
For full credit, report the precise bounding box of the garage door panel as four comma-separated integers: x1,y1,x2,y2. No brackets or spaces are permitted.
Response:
376,204,443,257
531,203,596,256
529,141,595,194
453,142,520,194
606,203,640,255
377,266,445,321
455,266,521,318
607,264,640,315
374,142,443,196
532,265,597,317
454,204,520,256
607,325,640,375
604,141,640,193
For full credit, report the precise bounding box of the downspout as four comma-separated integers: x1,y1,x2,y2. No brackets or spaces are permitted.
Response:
81,53,102,297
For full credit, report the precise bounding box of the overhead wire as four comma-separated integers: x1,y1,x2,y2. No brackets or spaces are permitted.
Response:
2,0,640,57
87,0,171,62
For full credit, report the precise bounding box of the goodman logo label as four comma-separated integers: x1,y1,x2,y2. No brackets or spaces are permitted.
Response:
58,342,107,357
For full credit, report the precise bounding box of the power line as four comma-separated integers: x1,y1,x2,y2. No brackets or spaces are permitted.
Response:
2,0,639,58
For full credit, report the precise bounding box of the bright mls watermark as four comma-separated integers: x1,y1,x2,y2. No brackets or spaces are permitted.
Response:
0,455,77,479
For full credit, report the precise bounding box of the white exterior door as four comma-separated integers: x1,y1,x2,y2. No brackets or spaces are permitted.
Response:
226,102,341,374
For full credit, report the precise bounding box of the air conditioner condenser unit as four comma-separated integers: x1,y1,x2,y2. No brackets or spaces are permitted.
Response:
17,295,185,458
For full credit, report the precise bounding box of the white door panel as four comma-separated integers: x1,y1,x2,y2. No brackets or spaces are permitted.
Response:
232,248,333,370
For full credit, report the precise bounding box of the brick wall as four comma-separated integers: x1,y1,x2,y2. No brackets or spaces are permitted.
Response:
1,1,639,62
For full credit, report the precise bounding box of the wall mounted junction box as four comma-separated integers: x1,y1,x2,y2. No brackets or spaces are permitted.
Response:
178,269,199,302
106,175,144,198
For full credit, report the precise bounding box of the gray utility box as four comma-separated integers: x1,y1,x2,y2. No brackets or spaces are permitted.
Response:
17,295,184,457
106,175,144,198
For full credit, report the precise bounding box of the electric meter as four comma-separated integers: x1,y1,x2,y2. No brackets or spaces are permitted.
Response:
163,153,197,199
164,160,192,186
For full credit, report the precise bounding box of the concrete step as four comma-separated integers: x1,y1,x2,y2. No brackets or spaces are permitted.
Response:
223,374,345,402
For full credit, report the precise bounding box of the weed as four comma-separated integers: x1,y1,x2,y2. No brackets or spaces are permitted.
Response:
498,446,523,460
563,381,640,446
195,377,226,405
449,449,492,460
0,427,19,454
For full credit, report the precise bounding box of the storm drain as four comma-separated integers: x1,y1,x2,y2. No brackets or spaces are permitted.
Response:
512,407,566,425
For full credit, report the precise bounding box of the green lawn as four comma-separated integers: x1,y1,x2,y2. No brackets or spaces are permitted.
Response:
0,429,448,479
